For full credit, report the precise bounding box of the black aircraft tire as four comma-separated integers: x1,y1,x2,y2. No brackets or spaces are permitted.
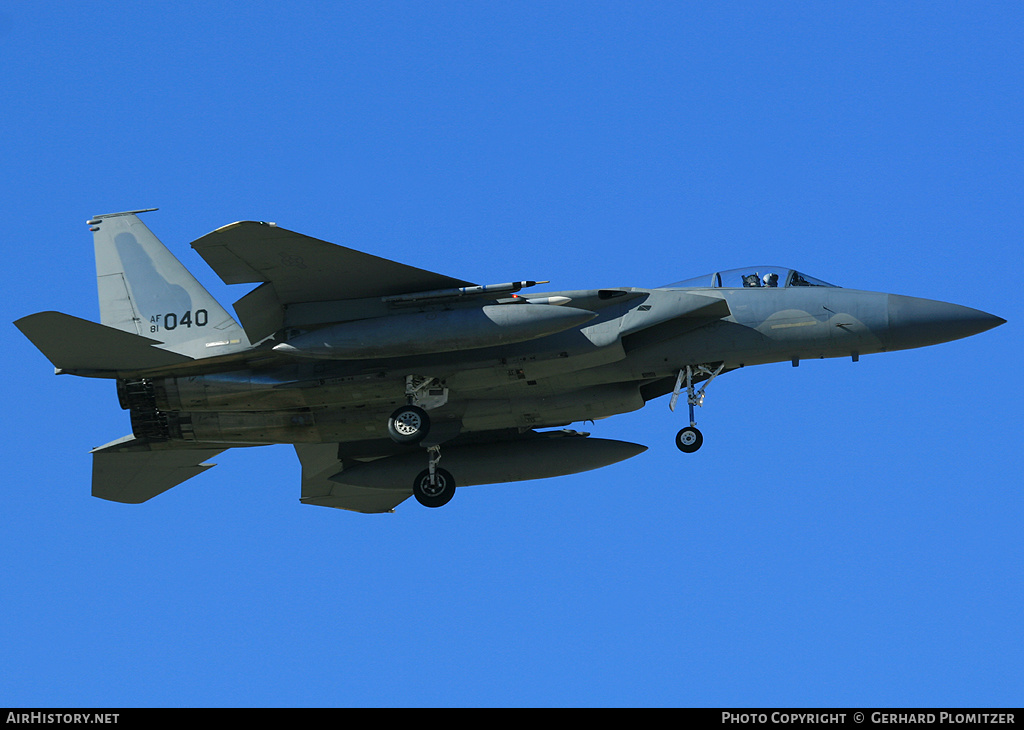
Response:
413,468,456,508
675,426,703,453
387,405,431,444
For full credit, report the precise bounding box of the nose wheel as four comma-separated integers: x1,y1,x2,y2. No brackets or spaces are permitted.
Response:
675,426,703,453
670,364,723,453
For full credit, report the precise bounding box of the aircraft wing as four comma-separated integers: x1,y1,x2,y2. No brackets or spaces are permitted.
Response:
300,484,411,514
190,221,475,304
294,443,410,514
91,436,228,504
294,429,647,514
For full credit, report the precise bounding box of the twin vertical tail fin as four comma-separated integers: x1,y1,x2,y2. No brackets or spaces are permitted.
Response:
90,209,250,359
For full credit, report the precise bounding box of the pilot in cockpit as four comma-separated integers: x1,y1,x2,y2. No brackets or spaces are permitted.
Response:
743,273,761,287
763,272,779,287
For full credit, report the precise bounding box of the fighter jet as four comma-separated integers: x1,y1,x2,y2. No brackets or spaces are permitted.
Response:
14,209,1005,513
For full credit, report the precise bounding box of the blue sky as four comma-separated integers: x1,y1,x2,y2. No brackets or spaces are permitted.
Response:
1,2,1020,707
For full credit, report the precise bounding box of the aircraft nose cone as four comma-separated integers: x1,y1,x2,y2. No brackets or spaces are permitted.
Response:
886,294,1005,351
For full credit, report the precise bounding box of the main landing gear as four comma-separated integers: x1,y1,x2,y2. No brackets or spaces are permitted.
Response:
386,375,448,445
387,404,430,444
670,364,724,453
412,446,455,508
387,375,457,508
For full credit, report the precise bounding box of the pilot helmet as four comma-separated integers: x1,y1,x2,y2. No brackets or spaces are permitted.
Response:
763,272,779,287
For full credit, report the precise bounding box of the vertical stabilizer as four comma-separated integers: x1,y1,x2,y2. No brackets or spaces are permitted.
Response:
90,209,250,358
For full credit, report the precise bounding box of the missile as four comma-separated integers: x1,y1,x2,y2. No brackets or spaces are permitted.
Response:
381,280,549,303
495,295,573,306
273,303,597,360
329,435,648,490
524,296,572,306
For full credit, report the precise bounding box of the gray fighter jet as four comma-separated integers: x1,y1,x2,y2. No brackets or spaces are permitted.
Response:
15,209,1005,513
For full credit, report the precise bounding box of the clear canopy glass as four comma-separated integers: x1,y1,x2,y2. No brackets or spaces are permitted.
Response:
665,267,837,289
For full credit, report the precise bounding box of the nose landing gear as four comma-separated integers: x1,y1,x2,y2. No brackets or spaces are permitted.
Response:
670,364,724,453
675,425,703,453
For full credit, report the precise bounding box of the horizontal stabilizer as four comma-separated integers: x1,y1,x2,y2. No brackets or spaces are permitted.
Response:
15,311,194,374
91,436,227,504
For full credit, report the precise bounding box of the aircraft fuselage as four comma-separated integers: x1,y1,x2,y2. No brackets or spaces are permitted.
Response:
115,284,1000,451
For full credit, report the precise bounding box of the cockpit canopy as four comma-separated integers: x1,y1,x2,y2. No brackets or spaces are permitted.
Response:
665,267,837,289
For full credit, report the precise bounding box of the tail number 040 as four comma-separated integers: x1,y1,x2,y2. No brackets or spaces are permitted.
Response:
150,309,208,333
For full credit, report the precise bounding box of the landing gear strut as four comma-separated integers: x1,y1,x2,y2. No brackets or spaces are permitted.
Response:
413,445,456,508
670,364,724,453
386,376,458,508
